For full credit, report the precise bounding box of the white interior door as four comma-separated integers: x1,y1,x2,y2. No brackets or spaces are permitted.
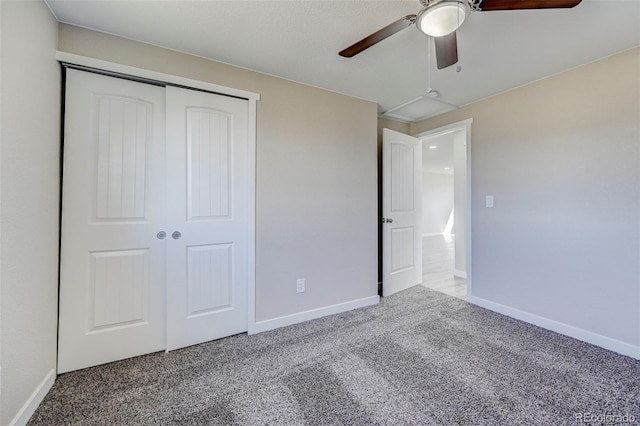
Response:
58,69,166,373
382,128,423,297
165,86,248,351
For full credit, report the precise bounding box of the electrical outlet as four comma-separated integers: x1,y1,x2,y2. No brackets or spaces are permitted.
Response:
296,278,305,293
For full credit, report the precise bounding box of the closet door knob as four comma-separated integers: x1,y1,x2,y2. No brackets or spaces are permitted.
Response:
172,231,182,240
156,231,167,240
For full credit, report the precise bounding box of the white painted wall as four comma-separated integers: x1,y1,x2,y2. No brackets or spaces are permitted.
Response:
412,48,640,357
421,172,453,235
0,1,60,424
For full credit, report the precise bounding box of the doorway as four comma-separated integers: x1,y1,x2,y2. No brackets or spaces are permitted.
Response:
416,120,471,300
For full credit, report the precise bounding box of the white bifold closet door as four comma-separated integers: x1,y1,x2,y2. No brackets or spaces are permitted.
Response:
58,69,248,374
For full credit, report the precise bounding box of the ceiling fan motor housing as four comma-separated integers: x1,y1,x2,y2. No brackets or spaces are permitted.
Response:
416,0,471,37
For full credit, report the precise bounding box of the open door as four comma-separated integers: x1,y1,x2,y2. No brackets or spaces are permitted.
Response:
382,128,422,297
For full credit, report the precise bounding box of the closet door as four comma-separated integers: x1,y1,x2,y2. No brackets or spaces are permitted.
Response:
165,86,248,351
58,70,166,373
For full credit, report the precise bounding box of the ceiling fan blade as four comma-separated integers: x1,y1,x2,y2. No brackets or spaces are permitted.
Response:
474,0,582,11
434,32,458,69
339,15,417,57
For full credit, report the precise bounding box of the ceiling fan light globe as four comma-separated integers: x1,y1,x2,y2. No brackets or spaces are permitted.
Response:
417,1,469,37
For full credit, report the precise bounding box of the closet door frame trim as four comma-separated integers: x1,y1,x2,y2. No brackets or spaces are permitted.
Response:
56,51,260,335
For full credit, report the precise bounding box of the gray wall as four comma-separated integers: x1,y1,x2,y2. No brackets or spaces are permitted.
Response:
412,47,640,349
57,25,379,322
421,172,453,235
1,1,60,423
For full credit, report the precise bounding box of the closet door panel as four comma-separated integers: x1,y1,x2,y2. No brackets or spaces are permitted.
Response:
58,70,166,374
165,86,248,351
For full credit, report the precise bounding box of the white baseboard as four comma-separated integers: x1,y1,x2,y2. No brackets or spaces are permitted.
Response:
249,295,380,335
9,369,55,426
469,296,640,360
453,269,467,279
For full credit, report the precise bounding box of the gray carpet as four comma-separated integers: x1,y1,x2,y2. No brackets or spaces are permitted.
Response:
30,286,639,425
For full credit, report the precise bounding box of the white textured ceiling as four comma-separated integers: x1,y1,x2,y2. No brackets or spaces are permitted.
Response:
46,0,640,121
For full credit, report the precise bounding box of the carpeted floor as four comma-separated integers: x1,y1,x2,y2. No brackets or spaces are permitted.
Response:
30,286,639,425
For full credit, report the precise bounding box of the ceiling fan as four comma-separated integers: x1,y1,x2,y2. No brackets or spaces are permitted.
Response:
339,0,583,69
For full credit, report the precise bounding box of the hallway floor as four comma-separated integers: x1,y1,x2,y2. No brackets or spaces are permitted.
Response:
421,234,467,300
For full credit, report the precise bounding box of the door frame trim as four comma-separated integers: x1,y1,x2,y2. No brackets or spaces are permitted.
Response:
56,51,261,338
414,118,473,301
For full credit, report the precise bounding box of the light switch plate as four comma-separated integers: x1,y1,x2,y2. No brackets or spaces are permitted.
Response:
486,195,494,208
